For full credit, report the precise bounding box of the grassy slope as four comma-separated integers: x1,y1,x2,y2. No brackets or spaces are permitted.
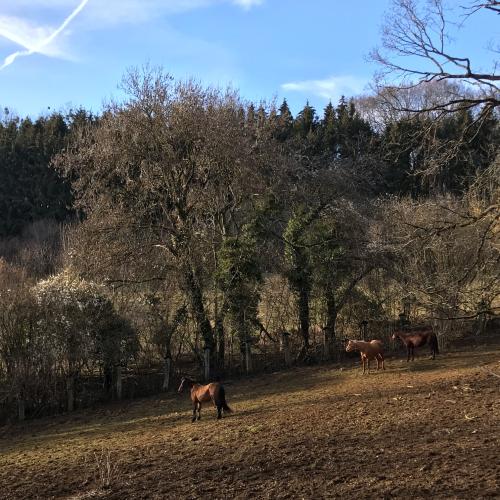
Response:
0,347,499,499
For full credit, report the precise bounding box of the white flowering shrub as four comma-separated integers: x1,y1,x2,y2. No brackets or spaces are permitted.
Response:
0,268,138,418
34,270,107,374
33,269,137,377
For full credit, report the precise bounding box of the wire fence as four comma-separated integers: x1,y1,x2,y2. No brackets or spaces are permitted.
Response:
1,316,498,423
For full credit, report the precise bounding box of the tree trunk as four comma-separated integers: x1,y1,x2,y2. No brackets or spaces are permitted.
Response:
162,356,172,391
281,331,292,367
104,365,112,395
324,291,337,360
66,375,75,412
115,365,122,400
245,340,252,374
215,317,225,370
203,348,211,381
185,268,215,349
298,286,310,354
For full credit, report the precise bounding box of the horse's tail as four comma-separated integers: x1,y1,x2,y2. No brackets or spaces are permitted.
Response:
430,332,439,355
218,385,232,413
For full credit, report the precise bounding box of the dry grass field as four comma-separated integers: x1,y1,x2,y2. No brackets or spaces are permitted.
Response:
1,345,499,499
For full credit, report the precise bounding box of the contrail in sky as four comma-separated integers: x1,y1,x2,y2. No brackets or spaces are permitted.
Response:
0,0,90,71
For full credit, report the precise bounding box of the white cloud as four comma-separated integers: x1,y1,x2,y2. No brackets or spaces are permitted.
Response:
80,0,214,26
0,0,265,69
2,0,264,24
232,0,264,9
0,0,89,70
78,0,263,25
0,16,60,56
282,75,368,102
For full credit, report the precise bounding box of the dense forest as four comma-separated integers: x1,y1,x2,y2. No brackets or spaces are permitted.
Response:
0,0,498,421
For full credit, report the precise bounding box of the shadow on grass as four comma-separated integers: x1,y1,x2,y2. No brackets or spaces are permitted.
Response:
0,364,347,451
394,349,500,374
2,346,498,453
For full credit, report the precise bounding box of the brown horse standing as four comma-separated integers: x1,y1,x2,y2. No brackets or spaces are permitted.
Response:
391,326,439,361
178,377,232,422
346,339,386,374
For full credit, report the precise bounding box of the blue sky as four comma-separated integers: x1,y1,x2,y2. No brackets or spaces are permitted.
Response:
0,0,497,118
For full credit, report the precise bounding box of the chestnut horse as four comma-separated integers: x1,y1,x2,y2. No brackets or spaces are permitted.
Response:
346,339,385,374
391,326,439,361
178,377,232,422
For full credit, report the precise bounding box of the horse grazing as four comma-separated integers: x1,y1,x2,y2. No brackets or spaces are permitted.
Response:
391,326,439,362
178,377,232,422
346,339,385,374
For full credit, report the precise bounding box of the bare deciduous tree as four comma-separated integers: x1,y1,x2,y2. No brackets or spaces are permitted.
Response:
55,66,274,379
372,0,500,119
380,157,499,330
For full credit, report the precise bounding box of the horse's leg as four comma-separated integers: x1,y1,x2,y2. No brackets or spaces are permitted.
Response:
407,345,411,362
380,353,385,370
191,400,197,423
197,402,202,420
361,356,364,374
211,395,222,420
412,346,415,362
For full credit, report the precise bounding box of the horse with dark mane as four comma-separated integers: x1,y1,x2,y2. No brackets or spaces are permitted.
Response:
178,377,232,422
391,326,439,362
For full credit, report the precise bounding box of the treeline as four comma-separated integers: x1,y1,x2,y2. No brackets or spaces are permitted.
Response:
0,109,98,238
1,91,497,240
0,70,498,421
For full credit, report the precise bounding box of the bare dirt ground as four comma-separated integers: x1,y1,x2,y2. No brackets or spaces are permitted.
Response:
1,346,499,500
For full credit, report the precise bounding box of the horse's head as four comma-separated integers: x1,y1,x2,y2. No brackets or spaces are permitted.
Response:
391,331,400,341
345,340,355,352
